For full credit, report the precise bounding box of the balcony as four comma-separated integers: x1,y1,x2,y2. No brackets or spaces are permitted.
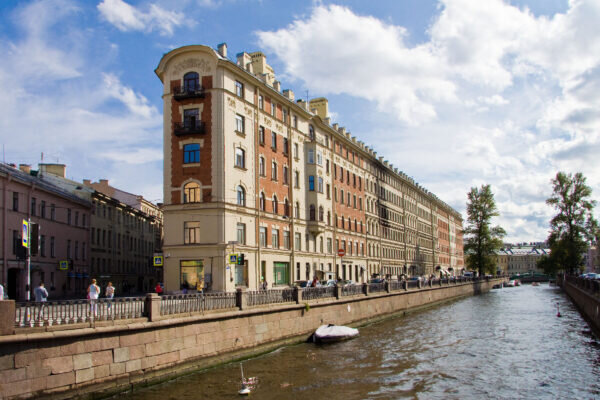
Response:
174,121,205,136
172,85,205,100
307,219,327,235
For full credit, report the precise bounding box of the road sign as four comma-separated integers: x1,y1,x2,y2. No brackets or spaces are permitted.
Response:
229,254,238,264
338,248,345,257
59,260,69,270
22,219,29,248
153,255,164,267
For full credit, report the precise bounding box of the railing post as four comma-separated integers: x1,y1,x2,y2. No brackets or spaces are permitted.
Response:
363,283,369,296
236,288,247,310
403,280,408,291
0,300,15,335
335,284,342,299
385,281,391,293
294,287,303,304
146,293,161,322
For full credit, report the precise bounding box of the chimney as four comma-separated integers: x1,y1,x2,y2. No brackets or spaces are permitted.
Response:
19,164,31,174
324,117,330,125
296,99,308,111
309,97,329,119
332,123,339,131
236,52,252,71
283,89,295,101
274,80,281,92
338,127,346,135
83,179,91,186
217,42,227,58
39,163,66,178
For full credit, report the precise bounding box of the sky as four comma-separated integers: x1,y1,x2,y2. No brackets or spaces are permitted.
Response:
1,0,599,243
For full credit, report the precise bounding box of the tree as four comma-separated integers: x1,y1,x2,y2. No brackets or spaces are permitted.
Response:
541,172,598,275
464,184,506,276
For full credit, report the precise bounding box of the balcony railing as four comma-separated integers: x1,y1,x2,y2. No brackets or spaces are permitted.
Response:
172,85,205,100
174,121,205,136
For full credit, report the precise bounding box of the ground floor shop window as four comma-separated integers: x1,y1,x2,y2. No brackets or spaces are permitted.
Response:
180,260,204,291
273,262,289,286
235,262,248,287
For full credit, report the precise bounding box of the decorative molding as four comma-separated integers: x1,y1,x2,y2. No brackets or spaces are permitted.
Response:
264,117,272,127
227,97,236,108
172,58,212,75
244,106,253,116
276,124,283,132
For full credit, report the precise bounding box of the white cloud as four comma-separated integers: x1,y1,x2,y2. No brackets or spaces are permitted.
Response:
102,73,157,118
256,1,600,242
97,0,185,36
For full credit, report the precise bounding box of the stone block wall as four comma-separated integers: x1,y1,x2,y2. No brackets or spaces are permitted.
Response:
563,280,600,335
0,279,499,399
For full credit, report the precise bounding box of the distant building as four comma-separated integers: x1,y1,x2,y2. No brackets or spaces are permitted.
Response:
503,244,550,275
38,164,163,294
0,163,91,300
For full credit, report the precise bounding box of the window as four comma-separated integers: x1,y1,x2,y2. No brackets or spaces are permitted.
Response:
272,195,278,214
326,160,330,174
271,161,278,180
50,236,55,257
327,211,331,225
320,237,323,253
353,195,357,208
237,223,246,245
317,151,322,166
340,190,344,204
259,157,266,176
327,238,332,254
40,235,46,257
235,148,245,168
184,143,200,164
12,192,18,211
260,192,266,211
326,184,331,199
259,126,265,145
293,143,298,158
293,115,298,129
75,211,79,226
309,176,315,191
283,231,290,250
282,109,288,123
295,202,300,218
184,182,201,203
183,72,199,92
271,102,276,116
283,138,289,155
259,227,267,247
235,80,244,97
67,240,71,258
183,108,200,129
309,204,316,221
318,177,324,193
294,171,300,188
236,186,246,206
184,221,201,244
75,241,79,260
258,95,264,110
272,229,279,249
31,197,36,216
309,125,315,140
319,206,324,222
283,166,289,185
307,149,315,164
284,199,290,217
67,209,72,225
295,232,301,251
51,204,55,221
235,114,245,134
271,132,277,150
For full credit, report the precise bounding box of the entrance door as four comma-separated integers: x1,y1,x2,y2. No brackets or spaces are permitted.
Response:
8,268,20,300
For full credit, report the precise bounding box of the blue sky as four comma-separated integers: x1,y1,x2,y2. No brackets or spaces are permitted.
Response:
1,0,599,243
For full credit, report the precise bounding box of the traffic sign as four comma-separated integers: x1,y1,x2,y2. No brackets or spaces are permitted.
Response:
338,248,345,257
153,255,164,267
229,254,238,264
22,219,29,248
59,260,69,270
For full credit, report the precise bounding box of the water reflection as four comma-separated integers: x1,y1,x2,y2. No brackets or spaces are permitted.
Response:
121,284,600,399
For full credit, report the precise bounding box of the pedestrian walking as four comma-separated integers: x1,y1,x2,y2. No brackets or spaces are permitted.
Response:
105,282,115,312
0,283,4,300
87,279,100,317
34,282,48,322
155,282,163,295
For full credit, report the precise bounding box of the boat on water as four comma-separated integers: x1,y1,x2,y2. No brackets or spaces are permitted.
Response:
238,363,258,396
532,282,540,286
505,280,516,287
313,324,359,343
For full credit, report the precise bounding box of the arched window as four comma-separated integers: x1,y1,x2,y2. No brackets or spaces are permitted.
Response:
319,206,324,222
284,199,290,217
309,204,316,221
183,72,199,92
259,192,266,211
273,195,278,214
237,186,245,206
183,182,200,203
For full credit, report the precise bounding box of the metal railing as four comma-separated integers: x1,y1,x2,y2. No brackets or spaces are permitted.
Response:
160,292,237,316
303,286,336,301
369,282,386,293
247,289,294,307
566,276,600,296
342,284,363,296
14,297,145,327
389,280,404,291
406,280,419,289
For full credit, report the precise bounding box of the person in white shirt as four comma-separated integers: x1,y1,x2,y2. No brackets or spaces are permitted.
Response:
0,283,4,300
87,279,100,317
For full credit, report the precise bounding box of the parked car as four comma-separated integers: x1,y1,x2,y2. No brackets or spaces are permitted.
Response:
293,280,310,288
322,280,337,287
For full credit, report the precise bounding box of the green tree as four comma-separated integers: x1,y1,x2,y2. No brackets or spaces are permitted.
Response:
541,172,598,275
464,184,506,276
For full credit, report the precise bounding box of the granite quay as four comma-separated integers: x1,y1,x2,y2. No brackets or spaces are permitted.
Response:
0,277,504,399
560,275,600,336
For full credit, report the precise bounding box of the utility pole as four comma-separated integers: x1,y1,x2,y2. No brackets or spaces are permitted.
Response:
22,219,30,300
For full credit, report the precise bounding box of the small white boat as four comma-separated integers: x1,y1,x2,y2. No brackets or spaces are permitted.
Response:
505,280,516,287
313,324,359,343
238,363,257,396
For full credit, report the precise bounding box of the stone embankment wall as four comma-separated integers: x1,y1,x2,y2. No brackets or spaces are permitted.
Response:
0,279,501,399
562,278,600,335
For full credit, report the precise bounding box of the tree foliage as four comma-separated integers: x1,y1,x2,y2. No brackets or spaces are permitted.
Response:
540,172,598,275
464,184,506,276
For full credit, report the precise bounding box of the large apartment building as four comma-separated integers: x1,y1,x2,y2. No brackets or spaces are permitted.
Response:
155,44,464,293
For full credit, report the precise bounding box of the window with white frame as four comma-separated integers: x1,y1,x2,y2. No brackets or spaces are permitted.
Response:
235,147,245,168
271,161,278,180
295,232,301,250
295,202,300,218
260,192,266,211
272,229,279,249
307,149,315,164
259,157,265,176
258,95,264,110
293,143,298,158
235,81,244,97
283,230,290,250
236,186,245,206
235,114,244,134
318,177,324,193
259,227,267,247
259,126,265,145
184,182,201,203
283,166,289,185
317,151,323,165
184,221,201,244
294,171,300,188
237,223,246,245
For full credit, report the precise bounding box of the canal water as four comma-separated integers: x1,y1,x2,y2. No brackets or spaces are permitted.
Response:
121,284,600,399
